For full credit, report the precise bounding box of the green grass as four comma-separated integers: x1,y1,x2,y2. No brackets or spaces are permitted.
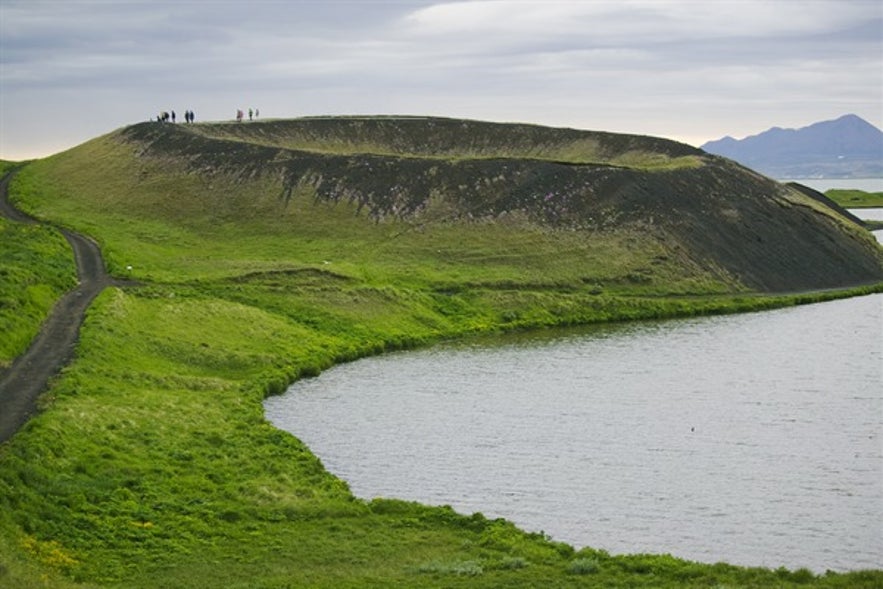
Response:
8,135,732,293
1,133,881,587
186,118,704,170
0,218,77,369
1,160,18,176
1,161,78,369
2,285,879,588
825,189,883,208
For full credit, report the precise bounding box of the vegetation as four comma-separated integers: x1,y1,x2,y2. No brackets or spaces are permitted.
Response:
0,158,77,369
823,189,883,229
0,218,76,368
825,188,883,208
1,160,17,176
185,116,705,170
1,121,882,588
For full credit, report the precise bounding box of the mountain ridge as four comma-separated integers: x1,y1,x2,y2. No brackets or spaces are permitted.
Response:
701,114,883,178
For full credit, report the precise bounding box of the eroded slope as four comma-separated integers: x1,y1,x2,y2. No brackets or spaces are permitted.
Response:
114,117,882,293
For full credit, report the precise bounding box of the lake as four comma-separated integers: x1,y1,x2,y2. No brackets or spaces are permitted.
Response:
854,208,883,245
779,178,883,193
265,211,883,573
858,208,883,223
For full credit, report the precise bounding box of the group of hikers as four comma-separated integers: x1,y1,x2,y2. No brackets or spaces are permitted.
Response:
156,110,196,123
155,107,260,124
236,108,259,122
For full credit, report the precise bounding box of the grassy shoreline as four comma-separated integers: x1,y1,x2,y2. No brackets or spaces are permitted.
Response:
2,138,883,587
2,259,881,587
823,189,883,228
825,188,883,208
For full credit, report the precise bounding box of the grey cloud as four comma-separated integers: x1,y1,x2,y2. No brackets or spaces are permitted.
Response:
1,0,880,161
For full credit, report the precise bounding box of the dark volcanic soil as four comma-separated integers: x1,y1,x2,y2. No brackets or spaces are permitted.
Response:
121,118,883,292
0,171,121,443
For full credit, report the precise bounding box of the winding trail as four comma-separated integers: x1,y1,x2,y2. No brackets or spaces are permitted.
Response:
0,170,123,443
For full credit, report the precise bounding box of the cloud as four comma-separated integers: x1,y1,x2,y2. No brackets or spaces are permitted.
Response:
402,0,875,41
0,0,881,160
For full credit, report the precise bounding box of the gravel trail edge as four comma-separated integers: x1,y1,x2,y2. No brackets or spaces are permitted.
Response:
0,170,116,443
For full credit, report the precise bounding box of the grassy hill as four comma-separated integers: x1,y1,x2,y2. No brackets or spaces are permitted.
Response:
16,117,881,292
0,119,881,588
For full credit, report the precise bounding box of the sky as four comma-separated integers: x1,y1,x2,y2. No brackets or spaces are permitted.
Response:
1,0,881,161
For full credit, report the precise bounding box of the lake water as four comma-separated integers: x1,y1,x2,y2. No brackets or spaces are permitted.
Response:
266,292,882,573
858,208,883,223
780,178,883,193
854,208,883,245
265,210,883,573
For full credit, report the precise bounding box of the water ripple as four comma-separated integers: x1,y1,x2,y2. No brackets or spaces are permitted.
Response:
266,293,883,572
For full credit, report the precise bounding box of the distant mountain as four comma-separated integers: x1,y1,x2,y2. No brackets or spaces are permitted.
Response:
701,114,883,179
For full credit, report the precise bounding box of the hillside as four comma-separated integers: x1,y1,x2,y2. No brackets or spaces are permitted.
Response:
701,114,883,179
2,117,882,587
45,115,880,293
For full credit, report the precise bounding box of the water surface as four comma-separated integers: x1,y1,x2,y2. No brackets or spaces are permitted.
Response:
266,294,882,572
852,208,883,244
781,178,883,192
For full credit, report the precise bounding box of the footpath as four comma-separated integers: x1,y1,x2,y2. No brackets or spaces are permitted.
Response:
0,170,122,443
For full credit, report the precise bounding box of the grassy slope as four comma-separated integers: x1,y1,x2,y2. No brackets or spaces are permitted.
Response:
825,189,883,208
0,218,77,369
9,132,739,293
824,190,883,229
1,133,881,588
185,116,706,170
0,161,77,368
116,119,883,293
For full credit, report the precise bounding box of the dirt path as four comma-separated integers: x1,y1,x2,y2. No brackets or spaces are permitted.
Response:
0,170,120,443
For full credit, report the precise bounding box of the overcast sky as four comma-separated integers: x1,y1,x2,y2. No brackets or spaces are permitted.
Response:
1,0,881,161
